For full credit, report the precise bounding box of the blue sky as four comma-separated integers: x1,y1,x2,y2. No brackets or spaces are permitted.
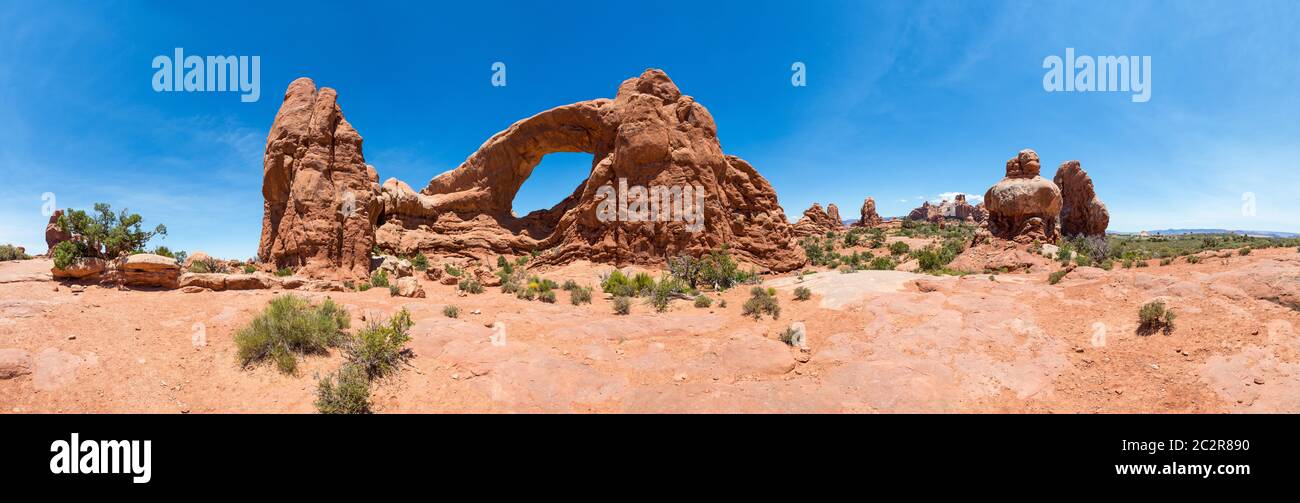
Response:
2,0,1297,258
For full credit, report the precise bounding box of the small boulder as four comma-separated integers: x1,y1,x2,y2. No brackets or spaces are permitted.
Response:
394,277,425,298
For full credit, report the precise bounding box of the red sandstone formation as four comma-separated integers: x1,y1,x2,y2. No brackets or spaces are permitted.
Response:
793,203,845,237
855,197,882,228
258,78,379,280
984,149,1062,243
44,210,69,256
1053,160,1109,238
259,70,804,276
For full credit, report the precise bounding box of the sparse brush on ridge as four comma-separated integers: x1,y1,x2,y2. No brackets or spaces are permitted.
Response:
694,294,712,308
570,286,593,305
793,286,812,301
1048,268,1070,285
235,294,350,374
443,305,460,318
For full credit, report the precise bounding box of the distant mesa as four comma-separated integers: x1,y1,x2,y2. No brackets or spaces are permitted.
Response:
258,69,803,279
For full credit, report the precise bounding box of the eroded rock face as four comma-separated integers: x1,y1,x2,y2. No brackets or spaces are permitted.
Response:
907,201,941,223
855,197,882,228
258,78,379,280
984,149,1062,243
1053,160,1109,237
378,69,802,271
44,210,69,256
793,203,844,237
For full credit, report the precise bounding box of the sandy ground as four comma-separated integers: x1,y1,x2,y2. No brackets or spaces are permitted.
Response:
2,248,1299,413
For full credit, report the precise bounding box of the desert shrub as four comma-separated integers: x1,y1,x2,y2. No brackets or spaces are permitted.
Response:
1122,259,1134,269
344,308,412,379
1048,269,1070,285
458,277,484,294
561,279,580,291
315,364,371,414
600,270,637,297
539,289,557,303
793,286,812,301
0,244,30,261
358,282,372,292
699,246,754,290
189,256,230,274
370,269,390,288
632,272,656,295
387,284,399,296
240,264,255,274
443,305,460,318
235,295,350,374
1159,258,1173,266
867,229,887,248
1239,247,1252,256
410,254,429,271
778,327,799,345
868,256,897,270
888,241,910,256
1136,260,1149,268
275,267,294,277
1067,235,1111,261
516,288,536,301
55,203,168,264
742,286,781,320
1075,254,1094,267
694,294,712,308
667,254,704,288
612,296,632,315
1138,300,1176,335
718,299,727,308
1187,255,1202,264
570,286,593,305
444,263,463,277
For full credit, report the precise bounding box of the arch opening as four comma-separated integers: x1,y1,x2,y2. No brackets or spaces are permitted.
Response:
510,152,595,217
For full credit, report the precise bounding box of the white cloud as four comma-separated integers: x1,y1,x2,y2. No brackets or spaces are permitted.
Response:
931,192,982,205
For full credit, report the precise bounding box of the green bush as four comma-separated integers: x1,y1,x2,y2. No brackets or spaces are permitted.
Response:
561,279,580,291
370,269,390,288
888,241,910,256
694,294,712,308
667,254,704,289
698,246,756,290
570,286,593,305
1239,247,1252,256
1048,269,1070,285
539,289,557,303
458,277,484,294
387,284,399,296
55,203,167,265
445,263,463,277
345,308,412,379
315,364,371,414
443,305,460,318
410,254,429,271
235,295,350,374
742,287,781,320
868,256,897,270
0,244,31,261
1187,255,1202,264
358,282,372,292
612,296,632,315
793,286,812,300
1138,300,1176,335
600,270,637,297
275,267,294,277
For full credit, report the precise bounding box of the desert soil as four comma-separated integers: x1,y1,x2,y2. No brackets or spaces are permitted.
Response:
3,248,1299,413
